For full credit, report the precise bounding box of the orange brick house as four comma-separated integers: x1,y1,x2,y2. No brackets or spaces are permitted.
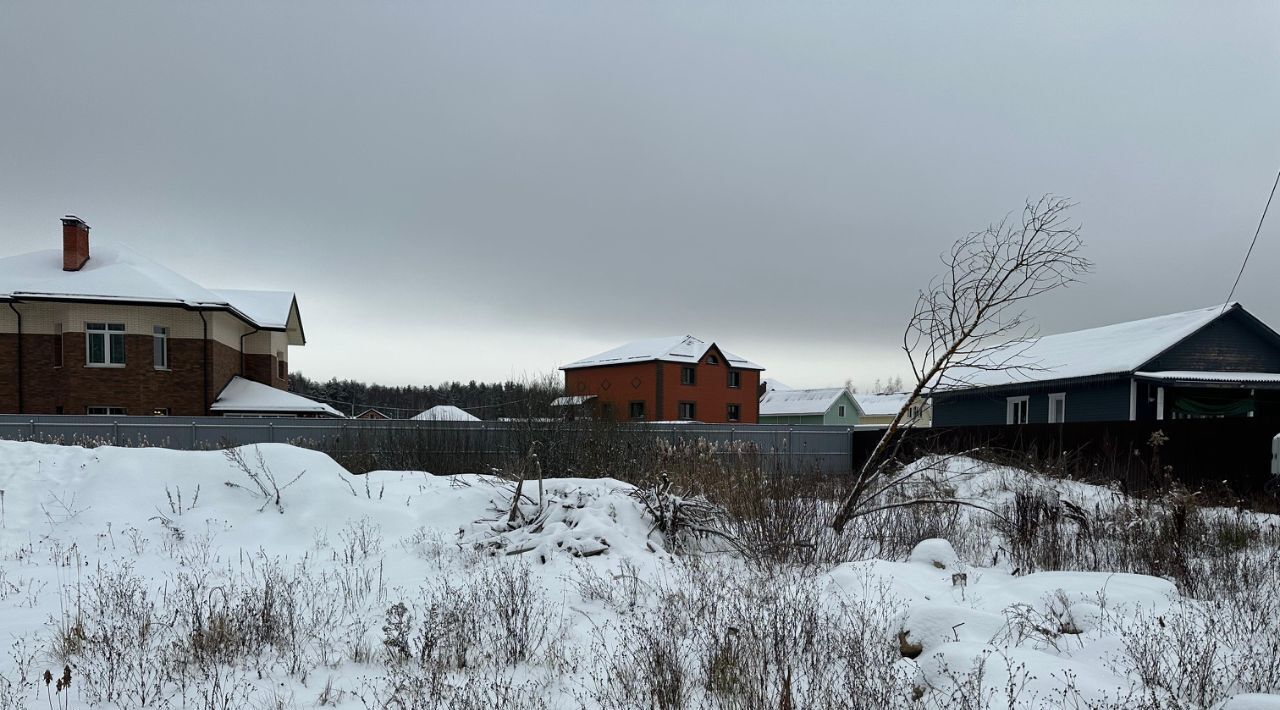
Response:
560,336,764,423
0,216,338,417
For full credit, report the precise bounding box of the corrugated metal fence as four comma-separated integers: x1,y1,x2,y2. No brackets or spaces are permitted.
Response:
0,415,860,474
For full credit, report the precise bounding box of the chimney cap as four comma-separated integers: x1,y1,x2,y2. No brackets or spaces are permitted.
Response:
61,215,89,229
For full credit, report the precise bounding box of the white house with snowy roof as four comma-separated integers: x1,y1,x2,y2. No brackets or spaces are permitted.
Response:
931,303,1280,425
0,216,335,416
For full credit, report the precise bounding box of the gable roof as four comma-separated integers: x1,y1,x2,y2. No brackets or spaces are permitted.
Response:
941,303,1260,391
412,405,481,422
561,335,763,370
211,377,343,417
0,243,304,344
854,392,914,417
759,387,855,416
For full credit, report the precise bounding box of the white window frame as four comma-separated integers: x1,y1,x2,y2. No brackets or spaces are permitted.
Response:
86,323,126,367
1048,393,1066,424
678,401,696,420
1006,396,1030,425
838,405,846,417
727,370,741,388
153,326,169,369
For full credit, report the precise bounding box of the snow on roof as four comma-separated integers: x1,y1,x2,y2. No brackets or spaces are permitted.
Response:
0,243,301,338
412,405,481,422
1135,371,1280,384
941,304,1241,390
561,335,763,370
0,244,225,304
759,387,852,416
760,378,792,392
550,395,597,407
211,377,343,416
854,392,913,417
211,289,297,331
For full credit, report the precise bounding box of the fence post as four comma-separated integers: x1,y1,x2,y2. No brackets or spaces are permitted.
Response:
268,421,275,444
783,427,791,474
191,421,198,449
113,420,120,446
29,419,35,440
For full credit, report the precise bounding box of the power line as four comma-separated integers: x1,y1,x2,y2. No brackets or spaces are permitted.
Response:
1224,168,1280,310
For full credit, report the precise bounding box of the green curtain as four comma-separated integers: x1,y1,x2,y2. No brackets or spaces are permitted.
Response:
1172,396,1254,417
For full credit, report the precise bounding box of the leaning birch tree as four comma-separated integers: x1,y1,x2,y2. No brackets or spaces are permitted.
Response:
831,195,1091,532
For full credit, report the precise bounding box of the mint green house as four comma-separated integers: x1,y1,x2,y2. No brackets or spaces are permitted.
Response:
757,387,862,425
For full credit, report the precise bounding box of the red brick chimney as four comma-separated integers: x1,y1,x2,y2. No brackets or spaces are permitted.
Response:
61,215,90,271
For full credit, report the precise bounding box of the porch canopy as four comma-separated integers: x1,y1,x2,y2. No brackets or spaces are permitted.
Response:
1134,371,1280,418
1134,371,1280,388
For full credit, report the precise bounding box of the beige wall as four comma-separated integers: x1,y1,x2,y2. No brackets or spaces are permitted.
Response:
0,302,288,359
243,329,288,356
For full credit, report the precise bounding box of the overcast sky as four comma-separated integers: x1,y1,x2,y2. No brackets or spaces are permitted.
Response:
1,2,1278,390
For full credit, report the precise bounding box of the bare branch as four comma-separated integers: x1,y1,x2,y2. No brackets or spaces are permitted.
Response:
832,195,1090,532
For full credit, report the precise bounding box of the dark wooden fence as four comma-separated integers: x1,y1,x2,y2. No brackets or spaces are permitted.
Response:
852,418,1280,495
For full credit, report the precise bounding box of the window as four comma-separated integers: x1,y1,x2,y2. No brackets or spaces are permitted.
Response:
53,323,63,367
86,323,126,366
706,355,719,365
277,352,287,380
629,401,645,419
87,406,126,416
153,326,169,369
1006,396,1029,425
727,403,740,422
600,403,613,419
681,366,696,385
838,405,846,417
1048,393,1066,424
152,408,170,416
727,370,741,388
678,402,696,420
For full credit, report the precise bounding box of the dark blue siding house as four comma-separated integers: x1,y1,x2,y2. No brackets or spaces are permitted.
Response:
931,303,1280,425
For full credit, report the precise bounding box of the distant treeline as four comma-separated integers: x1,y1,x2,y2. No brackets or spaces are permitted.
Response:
288,372,563,419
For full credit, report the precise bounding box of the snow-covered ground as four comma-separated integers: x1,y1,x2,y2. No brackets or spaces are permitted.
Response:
0,441,1274,709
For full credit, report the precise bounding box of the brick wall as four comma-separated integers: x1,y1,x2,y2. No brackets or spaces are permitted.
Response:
563,346,762,424
3,332,269,416
244,353,287,390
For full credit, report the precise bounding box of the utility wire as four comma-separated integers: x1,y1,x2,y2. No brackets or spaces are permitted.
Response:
1223,168,1280,311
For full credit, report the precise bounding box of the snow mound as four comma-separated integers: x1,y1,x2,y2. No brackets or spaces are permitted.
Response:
908,538,959,569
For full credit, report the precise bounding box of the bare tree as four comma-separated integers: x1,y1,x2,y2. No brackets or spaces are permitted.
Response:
872,376,904,395
831,195,1091,533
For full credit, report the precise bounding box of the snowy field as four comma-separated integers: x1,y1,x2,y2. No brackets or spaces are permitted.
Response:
0,441,1275,709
